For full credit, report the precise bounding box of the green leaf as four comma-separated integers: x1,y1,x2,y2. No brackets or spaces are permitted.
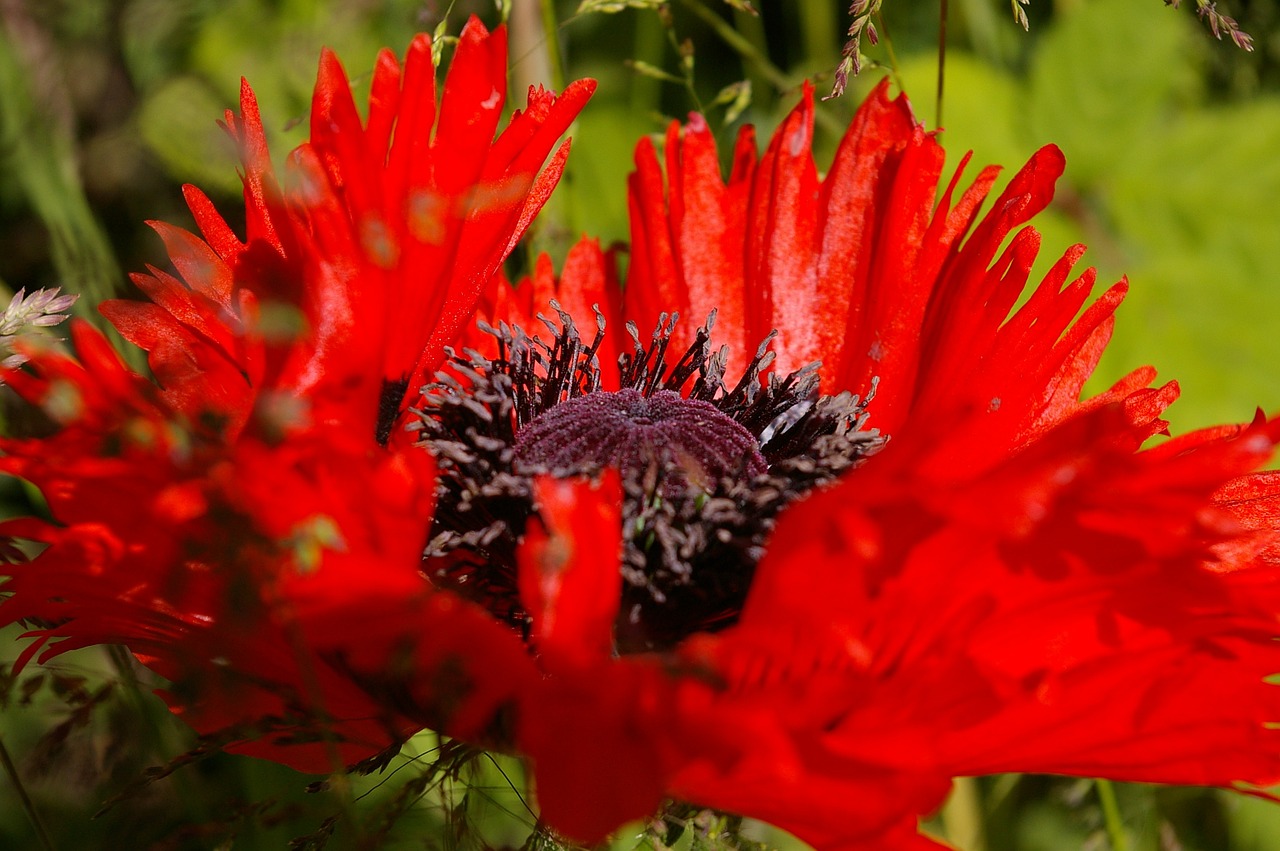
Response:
0,25,128,345
627,59,685,84
710,80,752,124
577,0,666,14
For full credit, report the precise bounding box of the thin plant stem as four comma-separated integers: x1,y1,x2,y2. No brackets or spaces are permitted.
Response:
536,0,566,93
679,0,843,135
662,5,706,114
484,752,537,820
513,0,574,262
0,734,56,851
105,646,210,824
629,9,664,115
0,8,138,369
936,0,949,131
1095,779,1130,851
984,772,1022,813
874,11,907,97
678,0,790,93
940,776,986,851
731,5,771,113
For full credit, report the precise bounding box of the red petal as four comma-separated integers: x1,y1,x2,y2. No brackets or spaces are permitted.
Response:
517,473,622,670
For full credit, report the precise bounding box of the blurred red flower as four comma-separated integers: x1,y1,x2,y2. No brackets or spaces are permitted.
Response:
477,82,1280,847
1,16,589,771
2,19,1279,851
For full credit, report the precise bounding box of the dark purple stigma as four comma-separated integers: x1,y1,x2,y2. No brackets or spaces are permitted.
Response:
512,388,766,490
418,309,884,652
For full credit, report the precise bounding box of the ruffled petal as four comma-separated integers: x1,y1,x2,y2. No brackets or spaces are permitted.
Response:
0,24,594,774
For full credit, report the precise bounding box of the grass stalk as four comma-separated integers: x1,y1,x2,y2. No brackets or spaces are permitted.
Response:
874,11,907,98
0,12,138,368
536,0,567,93
936,0,949,131
630,9,665,115
679,0,843,134
731,5,772,112
104,646,213,825
1095,779,1130,851
0,734,56,851
940,776,986,851
679,0,792,94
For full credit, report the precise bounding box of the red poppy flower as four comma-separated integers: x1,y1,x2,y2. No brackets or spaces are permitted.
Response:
101,17,592,444
0,17,588,771
462,82,1280,847
2,21,1279,851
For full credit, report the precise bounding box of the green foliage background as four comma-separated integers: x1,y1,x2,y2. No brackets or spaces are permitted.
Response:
1,0,1280,848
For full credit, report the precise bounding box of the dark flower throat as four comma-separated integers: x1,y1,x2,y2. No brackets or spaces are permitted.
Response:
410,304,884,653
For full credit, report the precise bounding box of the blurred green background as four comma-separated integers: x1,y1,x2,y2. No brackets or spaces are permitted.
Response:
2,0,1280,848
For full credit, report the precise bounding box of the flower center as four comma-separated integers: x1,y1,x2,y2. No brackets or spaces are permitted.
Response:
412,306,885,653
513,388,766,491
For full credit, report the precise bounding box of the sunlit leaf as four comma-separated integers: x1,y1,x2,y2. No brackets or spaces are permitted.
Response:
577,0,665,14
626,59,684,84
711,80,752,124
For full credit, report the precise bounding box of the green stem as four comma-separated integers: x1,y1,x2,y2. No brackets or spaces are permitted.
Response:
0,735,56,851
508,0,576,263
629,9,664,115
940,776,986,851
1095,779,1130,851
678,0,791,93
732,6,771,112
660,6,705,114
105,647,211,825
0,10,138,367
679,0,842,134
936,0,949,131
536,0,566,93
874,12,907,98
984,773,1022,814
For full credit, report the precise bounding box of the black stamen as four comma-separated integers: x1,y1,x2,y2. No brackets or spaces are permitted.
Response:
411,308,886,652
